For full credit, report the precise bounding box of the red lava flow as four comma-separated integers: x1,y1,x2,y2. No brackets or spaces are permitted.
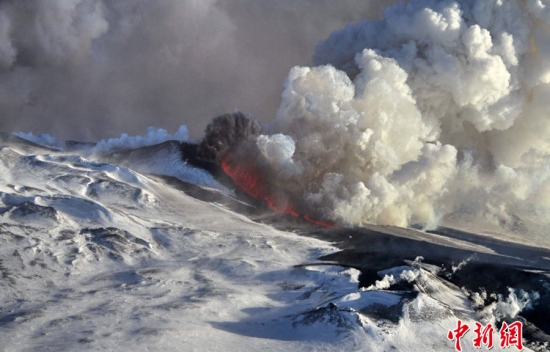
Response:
221,154,338,228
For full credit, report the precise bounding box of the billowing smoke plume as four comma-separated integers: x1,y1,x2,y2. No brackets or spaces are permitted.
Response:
199,112,262,162
219,0,550,230
0,0,394,141
200,112,306,215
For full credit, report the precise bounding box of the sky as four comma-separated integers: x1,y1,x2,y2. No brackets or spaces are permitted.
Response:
0,0,395,141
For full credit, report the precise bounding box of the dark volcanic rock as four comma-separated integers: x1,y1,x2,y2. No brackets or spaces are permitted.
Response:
10,201,58,220
291,302,360,334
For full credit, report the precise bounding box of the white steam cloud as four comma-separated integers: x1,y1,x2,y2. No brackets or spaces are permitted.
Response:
258,0,550,229
474,288,539,326
14,126,190,153
92,126,190,154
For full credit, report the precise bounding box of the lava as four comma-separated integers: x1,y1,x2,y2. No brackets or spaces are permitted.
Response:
221,153,299,216
220,155,265,200
221,151,337,228
303,214,338,228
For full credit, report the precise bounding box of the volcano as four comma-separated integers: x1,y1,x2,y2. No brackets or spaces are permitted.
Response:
0,134,549,351
2,0,550,350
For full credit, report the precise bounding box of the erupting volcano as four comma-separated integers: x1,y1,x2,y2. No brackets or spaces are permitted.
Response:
4,0,550,351
199,111,336,227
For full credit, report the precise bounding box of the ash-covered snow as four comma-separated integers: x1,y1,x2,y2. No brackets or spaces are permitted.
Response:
0,136,546,351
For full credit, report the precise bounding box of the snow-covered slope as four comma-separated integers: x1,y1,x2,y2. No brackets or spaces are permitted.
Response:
0,136,547,351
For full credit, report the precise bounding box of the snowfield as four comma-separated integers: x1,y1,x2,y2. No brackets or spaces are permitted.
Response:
0,135,547,351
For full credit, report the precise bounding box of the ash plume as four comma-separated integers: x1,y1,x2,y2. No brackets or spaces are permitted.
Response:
198,111,262,162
